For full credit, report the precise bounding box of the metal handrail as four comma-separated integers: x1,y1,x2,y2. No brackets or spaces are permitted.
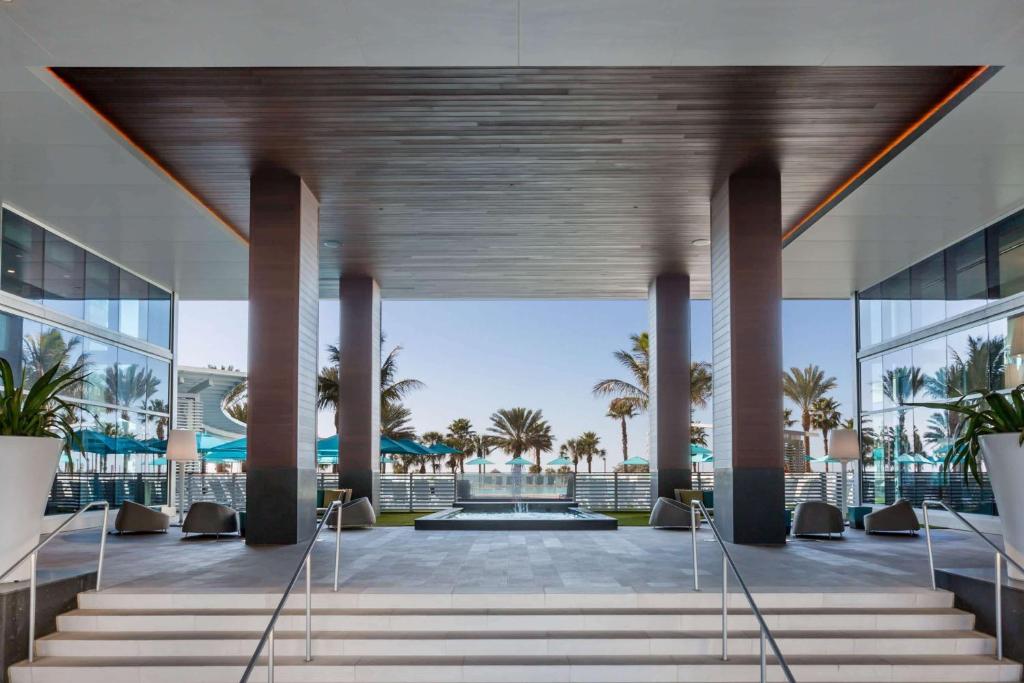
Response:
0,500,110,663
239,500,343,683
921,499,1023,661
689,501,796,683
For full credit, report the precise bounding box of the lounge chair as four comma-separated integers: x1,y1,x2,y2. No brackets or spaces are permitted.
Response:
792,501,844,538
864,499,920,535
649,497,702,529
114,500,170,534
327,496,376,529
182,501,240,537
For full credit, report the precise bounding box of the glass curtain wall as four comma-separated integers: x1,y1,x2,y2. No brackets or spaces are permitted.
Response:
856,206,1024,514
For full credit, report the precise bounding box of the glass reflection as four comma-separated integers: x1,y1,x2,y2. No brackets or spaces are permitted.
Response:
945,324,995,396
84,253,119,330
995,211,1024,298
881,270,911,340
1,209,45,301
859,285,882,348
946,232,988,317
910,252,945,329
42,231,86,319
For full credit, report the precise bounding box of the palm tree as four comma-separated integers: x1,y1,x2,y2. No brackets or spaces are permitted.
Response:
782,365,837,472
446,418,475,473
783,408,795,429
690,424,708,447
882,365,925,464
23,329,87,395
606,398,636,463
488,407,546,459
421,430,446,473
593,332,713,416
526,420,554,471
810,397,842,455
148,399,170,441
223,379,248,424
317,336,425,438
561,439,581,473
576,431,601,473
468,433,497,472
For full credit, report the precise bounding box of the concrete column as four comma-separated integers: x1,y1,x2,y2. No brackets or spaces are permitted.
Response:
710,164,786,544
245,171,319,545
337,277,381,505
648,274,692,501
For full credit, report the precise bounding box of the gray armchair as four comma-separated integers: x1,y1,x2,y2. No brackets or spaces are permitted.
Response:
649,496,702,529
327,497,376,529
792,501,844,537
114,501,169,534
182,501,240,537
864,499,920,535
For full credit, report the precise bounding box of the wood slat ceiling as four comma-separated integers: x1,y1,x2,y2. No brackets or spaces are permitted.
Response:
53,66,977,299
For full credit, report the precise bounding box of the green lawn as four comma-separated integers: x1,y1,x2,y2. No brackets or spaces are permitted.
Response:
376,510,650,527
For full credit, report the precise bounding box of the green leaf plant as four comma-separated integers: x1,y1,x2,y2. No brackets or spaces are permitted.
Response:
910,385,1024,485
0,357,87,450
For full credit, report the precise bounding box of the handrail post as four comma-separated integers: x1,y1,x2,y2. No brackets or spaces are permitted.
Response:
691,504,700,592
759,625,767,683
995,553,1003,661
305,554,312,662
28,552,37,663
334,505,342,592
267,628,275,683
922,502,936,590
721,551,728,661
97,503,109,591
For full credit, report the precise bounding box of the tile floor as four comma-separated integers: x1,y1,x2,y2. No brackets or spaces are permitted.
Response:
32,524,1013,594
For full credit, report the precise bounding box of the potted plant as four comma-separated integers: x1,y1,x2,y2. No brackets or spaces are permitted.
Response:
0,357,85,582
913,386,1024,580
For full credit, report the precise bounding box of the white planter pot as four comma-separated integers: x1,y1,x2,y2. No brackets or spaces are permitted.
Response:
979,433,1024,581
0,436,63,583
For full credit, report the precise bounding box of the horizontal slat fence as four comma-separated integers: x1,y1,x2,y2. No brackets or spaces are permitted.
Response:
861,471,996,515
47,473,167,515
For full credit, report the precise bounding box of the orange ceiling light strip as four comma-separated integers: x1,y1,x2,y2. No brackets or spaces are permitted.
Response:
782,65,991,244
44,67,249,246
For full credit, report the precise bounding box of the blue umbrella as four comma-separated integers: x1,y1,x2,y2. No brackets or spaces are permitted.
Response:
690,444,712,455
426,443,461,456
622,456,650,466
71,429,118,454
208,436,247,454
547,456,573,467
506,456,533,467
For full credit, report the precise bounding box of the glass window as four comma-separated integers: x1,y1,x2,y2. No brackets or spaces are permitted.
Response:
146,356,170,413
915,406,950,460
42,231,86,319
910,252,945,330
882,347,915,409
1005,313,1024,389
860,356,885,412
946,233,988,316
988,318,1007,390
118,272,149,340
858,285,882,348
82,337,117,405
994,211,1024,299
1,209,45,301
912,337,947,399
0,310,24,377
880,270,911,341
147,284,171,348
115,347,150,410
945,324,990,396
84,253,119,331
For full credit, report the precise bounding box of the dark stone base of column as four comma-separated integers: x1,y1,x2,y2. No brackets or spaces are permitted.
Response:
650,468,692,503
341,468,375,505
714,467,786,545
245,466,316,545
936,568,1024,663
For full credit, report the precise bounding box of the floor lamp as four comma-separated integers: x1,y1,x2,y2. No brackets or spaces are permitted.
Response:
167,429,199,526
830,429,860,522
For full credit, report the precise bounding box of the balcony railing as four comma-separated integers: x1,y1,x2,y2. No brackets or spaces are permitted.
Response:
46,473,167,515
861,470,996,515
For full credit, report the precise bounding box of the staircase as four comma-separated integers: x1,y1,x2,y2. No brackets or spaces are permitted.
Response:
10,590,1022,682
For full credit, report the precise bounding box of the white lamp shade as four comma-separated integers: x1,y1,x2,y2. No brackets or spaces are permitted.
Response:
830,429,860,461
166,429,200,461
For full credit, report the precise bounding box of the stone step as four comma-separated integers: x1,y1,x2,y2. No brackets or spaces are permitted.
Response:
55,607,977,633
75,591,955,611
10,654,1023,683
35,629,996,658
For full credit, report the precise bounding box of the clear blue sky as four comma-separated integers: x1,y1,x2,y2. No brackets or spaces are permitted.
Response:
178,299,853,465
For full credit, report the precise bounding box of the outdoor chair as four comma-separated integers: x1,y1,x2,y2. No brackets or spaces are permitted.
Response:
182,501,240,538
792,501,844,538
327,496,376,529
864,499,920,535
649,496,702,529
114,500,170,534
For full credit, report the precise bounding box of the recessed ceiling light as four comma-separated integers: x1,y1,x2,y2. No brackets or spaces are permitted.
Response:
5,268,15,274
691,238,711,247
321,240,340,248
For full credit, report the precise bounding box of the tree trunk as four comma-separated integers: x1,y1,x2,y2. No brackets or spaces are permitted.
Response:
620,418,628,461
822,428,830,455
802,409,812,473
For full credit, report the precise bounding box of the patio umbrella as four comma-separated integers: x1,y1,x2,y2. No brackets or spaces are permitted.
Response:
397,439,433,455
380,436,413,454
317,434,339,457
505,456,533,467
208,436,247,455
546,456,573,467
71,429,118,455
690,444,712,455
465,457,494,466
195,433,228,452
621,456,650,466
895,454,918,464
426,443,462,456
379,455,395,464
